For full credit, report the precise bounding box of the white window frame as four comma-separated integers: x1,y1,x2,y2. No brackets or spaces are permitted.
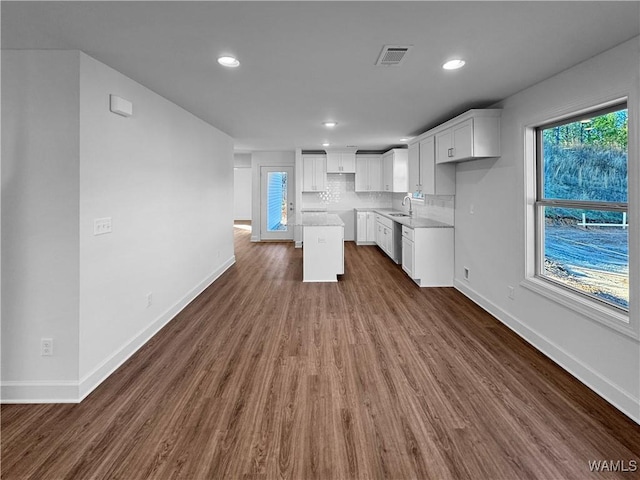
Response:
522,95,638,339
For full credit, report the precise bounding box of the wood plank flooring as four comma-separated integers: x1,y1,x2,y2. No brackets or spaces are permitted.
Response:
2,224,639,479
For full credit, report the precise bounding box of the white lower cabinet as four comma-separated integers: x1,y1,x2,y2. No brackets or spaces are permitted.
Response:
375,214,401,264
401,225,453,286
401,234,414,279
366,212,376,242
355,210,377,245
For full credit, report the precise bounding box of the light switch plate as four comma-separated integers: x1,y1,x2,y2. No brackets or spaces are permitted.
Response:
94,217,112,235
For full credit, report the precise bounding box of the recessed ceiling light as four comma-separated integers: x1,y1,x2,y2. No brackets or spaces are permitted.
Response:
218,56,240,68
322,142,330,147
442,59,465,70
323,121,337,128
400,138,410,142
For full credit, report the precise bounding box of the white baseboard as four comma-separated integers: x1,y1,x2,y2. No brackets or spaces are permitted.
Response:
0,381,79,403
454,280,640,424
1,256,236,404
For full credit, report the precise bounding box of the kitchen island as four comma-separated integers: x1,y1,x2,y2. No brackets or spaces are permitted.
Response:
295,212,344,282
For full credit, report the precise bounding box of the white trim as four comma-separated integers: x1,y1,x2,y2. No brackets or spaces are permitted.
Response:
521,276,636,339
259,165,295,241
77,256,235,401
0,256,236,404
251,152,296,242
0,381,79,404
455,280,640,424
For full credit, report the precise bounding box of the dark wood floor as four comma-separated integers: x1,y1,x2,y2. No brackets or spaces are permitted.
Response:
2,224,639,479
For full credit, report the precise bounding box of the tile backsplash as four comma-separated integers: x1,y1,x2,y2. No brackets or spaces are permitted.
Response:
302,173,392,210
302,174,454,225
392,193,455,225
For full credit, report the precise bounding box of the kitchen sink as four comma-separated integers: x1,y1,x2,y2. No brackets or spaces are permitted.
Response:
389,213,410,217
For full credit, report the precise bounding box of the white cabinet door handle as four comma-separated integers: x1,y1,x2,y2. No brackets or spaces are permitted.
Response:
448,147,454,157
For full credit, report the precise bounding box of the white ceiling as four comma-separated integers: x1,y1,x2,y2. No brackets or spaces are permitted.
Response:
3,1,639,152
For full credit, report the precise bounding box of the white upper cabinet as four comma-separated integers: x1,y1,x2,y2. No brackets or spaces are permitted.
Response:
420,136,455,195
408,137,455,196
326,151,356,173
355,154,382,192
434,110,501,164
408,142,420,193
302,155,326,192
382,149,408,192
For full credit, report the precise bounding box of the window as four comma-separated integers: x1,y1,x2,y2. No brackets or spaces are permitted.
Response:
535,104,628,311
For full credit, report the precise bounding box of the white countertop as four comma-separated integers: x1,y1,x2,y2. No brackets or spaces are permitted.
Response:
294,212,345,227
354,207,382,212
373,209,453,228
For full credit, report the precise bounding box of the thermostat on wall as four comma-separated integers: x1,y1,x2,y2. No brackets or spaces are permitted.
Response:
110,94,133,117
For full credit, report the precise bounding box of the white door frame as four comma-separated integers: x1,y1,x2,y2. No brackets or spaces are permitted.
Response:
260,165,295,241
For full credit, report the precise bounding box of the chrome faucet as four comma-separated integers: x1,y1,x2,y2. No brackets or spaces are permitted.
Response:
402,195,413,216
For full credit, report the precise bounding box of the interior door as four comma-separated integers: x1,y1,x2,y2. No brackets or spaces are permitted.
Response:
260,166,294,240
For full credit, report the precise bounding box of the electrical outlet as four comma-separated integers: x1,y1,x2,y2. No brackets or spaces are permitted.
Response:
508,286,515,300
146,292,153,308
41,338,53,356
464,267,470,281
94,217,112,236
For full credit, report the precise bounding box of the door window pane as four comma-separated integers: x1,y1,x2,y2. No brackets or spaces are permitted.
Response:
266,172,288,232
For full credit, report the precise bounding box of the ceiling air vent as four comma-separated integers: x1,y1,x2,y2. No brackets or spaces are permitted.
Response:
375,45,412,67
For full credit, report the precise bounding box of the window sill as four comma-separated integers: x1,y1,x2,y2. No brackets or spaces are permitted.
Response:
521,276,637,339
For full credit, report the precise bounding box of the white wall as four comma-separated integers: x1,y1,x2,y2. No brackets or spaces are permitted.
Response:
454,38,640,422
234,168,252,220
77,53,234,396
1,50,235,402
234,153,252,221
1,14,4,398
234,153,251,168
2,51,81,399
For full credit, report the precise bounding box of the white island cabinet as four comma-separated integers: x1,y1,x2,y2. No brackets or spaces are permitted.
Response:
296,213,344,282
